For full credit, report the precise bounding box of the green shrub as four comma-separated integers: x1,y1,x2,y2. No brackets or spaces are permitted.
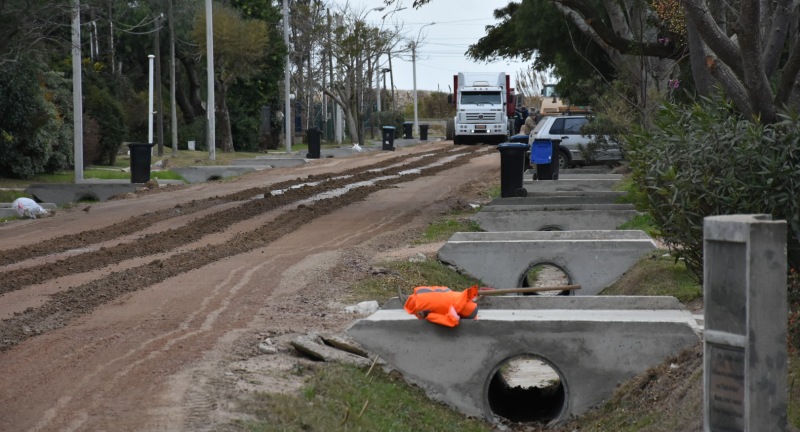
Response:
85,84,127,165
375,110,405,131
0,61,73,179
626,94,800,280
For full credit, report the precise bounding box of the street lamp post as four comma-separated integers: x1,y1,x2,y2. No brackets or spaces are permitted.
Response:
412,22,434,139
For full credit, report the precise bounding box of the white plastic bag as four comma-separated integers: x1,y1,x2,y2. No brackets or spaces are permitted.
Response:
12,198,49,219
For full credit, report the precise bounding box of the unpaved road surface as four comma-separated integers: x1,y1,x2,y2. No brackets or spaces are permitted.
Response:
0,142,499,431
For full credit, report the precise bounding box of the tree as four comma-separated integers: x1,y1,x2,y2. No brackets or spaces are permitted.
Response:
682,0,800,123
467,0,614,102
0,1,69,70
229,0,285,151
0,59,73,178
408,0,800,124
318,6,402,145
193,1,269,152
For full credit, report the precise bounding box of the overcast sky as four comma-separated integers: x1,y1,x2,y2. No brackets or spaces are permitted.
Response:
335,0,531,92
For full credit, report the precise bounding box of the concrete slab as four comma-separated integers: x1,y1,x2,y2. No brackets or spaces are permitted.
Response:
524,171,623,181
231,158,306,168
382,295,689,311
472,205,640,231
559,167,615,175
171,166,259,184
437,230,657,295
347,297,699,423
26,183,139,205
523,179,620,193
554,174,623,180
490,192,627,206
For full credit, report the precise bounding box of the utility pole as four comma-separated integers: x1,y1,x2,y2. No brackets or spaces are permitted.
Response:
283,0,291,152
155,14,164,157
412,22,434,138
205,0,216,160
168,0,178,157
72,0,84,182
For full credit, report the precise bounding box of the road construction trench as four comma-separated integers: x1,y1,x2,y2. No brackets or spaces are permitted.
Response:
0,147,473,269
0,147,480,295
0,146,488,351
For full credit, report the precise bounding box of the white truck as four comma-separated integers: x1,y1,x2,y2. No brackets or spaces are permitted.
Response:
446,72,517,145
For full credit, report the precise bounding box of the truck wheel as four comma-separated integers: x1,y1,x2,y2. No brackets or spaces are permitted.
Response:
446,119,455,142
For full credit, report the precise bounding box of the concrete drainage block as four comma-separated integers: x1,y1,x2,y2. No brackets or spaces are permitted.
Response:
472,203,640,232
437,230,656,295
490,192,627,206
347,296,699,424
523,178,620,193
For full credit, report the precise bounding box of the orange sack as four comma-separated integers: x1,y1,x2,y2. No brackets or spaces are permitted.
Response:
403,285,479,327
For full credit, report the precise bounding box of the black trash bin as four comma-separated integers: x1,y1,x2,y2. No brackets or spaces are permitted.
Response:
419,124,429,140
128,142,155,184
381,126,396,151
530,138,560,180
402,122,413,139
497,142,530,198
306,127,321,159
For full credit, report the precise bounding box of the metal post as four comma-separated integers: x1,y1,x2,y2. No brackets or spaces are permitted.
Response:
412,42,418,138
148,54,154,145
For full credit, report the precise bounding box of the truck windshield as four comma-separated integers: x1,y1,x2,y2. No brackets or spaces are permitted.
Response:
460,91,501,105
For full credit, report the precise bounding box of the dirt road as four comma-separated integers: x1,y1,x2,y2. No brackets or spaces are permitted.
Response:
0,142,499,431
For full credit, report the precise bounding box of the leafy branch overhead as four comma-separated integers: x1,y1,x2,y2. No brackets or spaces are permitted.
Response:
403,0,800,123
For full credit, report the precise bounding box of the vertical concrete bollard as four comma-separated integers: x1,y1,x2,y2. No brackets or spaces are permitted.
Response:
703,214,787,432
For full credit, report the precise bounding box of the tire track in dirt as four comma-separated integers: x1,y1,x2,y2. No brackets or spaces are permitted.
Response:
0,148,457,268
0,147,477,294
0,148,487,351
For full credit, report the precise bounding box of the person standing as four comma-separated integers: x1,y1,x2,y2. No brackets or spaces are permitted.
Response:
519,109,539,135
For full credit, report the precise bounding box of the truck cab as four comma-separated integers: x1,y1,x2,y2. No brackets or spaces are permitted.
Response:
447,72,515,145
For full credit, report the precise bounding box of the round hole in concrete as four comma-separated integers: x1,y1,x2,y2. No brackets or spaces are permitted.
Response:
206,175,223,182
539,225,563,231
488,354,566,424
521,263,570,296
76,194,98,203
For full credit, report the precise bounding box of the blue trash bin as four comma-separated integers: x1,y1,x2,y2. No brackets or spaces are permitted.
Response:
530,139,559,180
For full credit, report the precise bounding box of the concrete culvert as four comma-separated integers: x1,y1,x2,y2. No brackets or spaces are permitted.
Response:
521,263,570,296
488,354,566,424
